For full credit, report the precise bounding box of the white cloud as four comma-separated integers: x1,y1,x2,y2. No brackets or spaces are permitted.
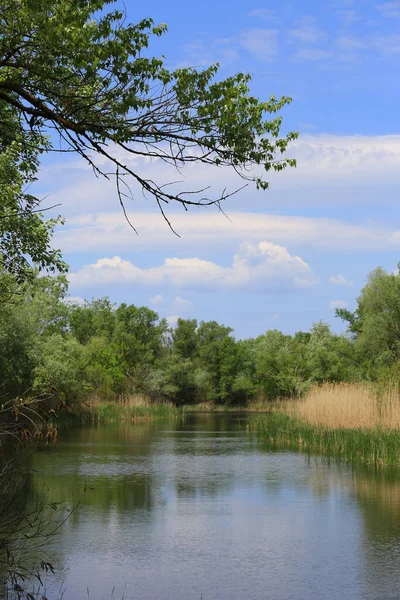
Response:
178,37,240,67
240,29,279,61
329,300,348,309
289,134,400,179
336,9,358,26
64,295,85,306
336,32,400,55
171,296,193,311
167,315,181,328
330,274,353,286
68,241,315,292
388,231,400,244
294,49,334,60
150,294,164,305
43,133,400,222
56,211,397,254
374,34,400,55
287,17,327,44
377,2,400,18
247,9,278,22
299,122,318,131
336,36,367,50
177,27,279,68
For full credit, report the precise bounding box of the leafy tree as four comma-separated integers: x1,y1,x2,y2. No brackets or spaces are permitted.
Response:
307,321,361,384
115,304,167,365
0,105,66,293
81,336,125,398
0,274,68,397
0,0,297,225
68,297,116,344
33,333,86,403
253,330,308,398
231,339,258,401
147,355,196,404
172,319,198,360
197,321,239,401
337,266,400,373
111,304,167,393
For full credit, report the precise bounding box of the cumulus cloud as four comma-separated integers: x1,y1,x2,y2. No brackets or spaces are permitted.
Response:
150,294,164,305
68,241,315,292
329,300,348,309
330,274,353,286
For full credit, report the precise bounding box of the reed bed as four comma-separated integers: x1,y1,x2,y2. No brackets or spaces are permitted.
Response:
248,383,400,466
182,400,277,413
52,395,183,424
249,411,400,466
293,383,400,430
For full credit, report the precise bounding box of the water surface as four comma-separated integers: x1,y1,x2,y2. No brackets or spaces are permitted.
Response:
29,413,400,600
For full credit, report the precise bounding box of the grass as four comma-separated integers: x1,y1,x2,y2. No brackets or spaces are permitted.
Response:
248,383,400,466
51,394,183,424
50,396,279,425
294,382,400,430
181,400,278,413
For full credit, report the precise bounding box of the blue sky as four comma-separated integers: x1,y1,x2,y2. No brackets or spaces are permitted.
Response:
39,0,400,339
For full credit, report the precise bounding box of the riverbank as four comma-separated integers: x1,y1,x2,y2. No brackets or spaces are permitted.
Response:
48,396,278,425
51,399,183,424
248,383,400,466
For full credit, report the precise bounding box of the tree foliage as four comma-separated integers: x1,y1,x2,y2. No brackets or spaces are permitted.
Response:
337,265,400,376
0,273,372,408
0,105,66,291
0,0,297,228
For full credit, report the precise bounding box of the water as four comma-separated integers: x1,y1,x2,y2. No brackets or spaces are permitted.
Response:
26,413,400,600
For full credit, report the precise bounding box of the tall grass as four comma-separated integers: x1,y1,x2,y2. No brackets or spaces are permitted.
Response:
249,411,400,466
294,382,400,430
182,400,278,413
51,394,183,424
249,383,400,466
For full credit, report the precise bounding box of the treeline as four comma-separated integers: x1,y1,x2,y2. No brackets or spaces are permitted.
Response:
2,264,399,407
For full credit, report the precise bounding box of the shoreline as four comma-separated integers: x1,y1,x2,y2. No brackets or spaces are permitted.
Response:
48,399,279,425
248,411,400,467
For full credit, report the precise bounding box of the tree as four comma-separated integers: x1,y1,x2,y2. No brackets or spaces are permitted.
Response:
68,297,116,344
33,333,86,403
307,321,361,384
172,319,198,359
0,105,66,292
197,321,239,401
337,266,400,370
0,0,297,230
253,330,308,398
0,274,68,398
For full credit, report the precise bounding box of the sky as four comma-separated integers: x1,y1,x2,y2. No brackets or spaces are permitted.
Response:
38,0,400,339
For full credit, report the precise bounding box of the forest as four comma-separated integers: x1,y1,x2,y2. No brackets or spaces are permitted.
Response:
1,264,399,412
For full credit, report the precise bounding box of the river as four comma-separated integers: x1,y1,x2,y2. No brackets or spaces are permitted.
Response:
27,413,400,600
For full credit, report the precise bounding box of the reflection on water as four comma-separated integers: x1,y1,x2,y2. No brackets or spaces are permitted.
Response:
26,414,400,600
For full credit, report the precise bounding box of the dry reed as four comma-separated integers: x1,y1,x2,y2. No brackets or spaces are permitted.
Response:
292,382,400,430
